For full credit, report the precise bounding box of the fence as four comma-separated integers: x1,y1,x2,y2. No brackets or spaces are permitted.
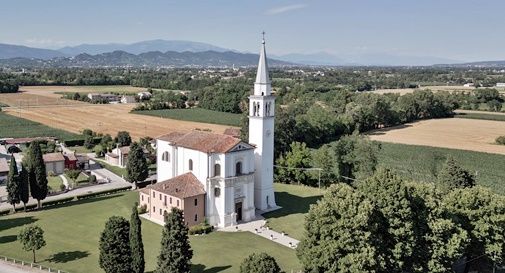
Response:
0,255,70,273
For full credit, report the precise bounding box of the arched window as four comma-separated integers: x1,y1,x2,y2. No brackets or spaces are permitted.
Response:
235,161,242,176
214,164,221,177
194,214,198,222
189,159,193,171
162,151,170,162
214,188,221,197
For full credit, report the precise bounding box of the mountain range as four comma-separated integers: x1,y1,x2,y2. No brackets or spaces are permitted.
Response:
0,39,502,67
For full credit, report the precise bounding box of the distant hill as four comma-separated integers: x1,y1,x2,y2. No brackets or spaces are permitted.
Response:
435,60,505,67
0,50,292,68
0,43,65,60
58,39,231,56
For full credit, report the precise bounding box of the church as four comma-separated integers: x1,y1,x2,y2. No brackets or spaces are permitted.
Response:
139,36,277,228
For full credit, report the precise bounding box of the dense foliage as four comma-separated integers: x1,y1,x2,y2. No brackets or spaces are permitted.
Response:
130,204,145,273
18,225,46,263
240,253,282,273
24,141,48,208
436,157,476,193
6,157,20,210
126,142,149,186
99,216,132,273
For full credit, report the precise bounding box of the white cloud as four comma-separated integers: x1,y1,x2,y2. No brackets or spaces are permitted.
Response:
265,4,307,15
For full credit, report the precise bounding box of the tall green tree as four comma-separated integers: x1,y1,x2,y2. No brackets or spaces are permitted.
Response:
19,164,30,211
240,253,282,273
25,141,48,209
357,169,417,272
99,216,132,273
116,131,132,147
130,204,145,273
6,156,20,210
297,183,389,273
437,157,475,193
444,187,505,271
310,144,339,187
18,225,46,263
126,142,148,188
156,208,193,273
275,142,313,185
334,134,380,182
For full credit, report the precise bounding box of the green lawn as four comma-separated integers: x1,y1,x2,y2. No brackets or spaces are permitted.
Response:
47,176,63,193
0,191,301,273
133,108,242,127
96,159,127,178
263,184,322,240
67,146,93,154
377,142,505,195
0,112,79,140
454,112,505,122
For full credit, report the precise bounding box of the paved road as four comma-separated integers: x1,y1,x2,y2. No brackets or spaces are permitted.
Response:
0,261,45,273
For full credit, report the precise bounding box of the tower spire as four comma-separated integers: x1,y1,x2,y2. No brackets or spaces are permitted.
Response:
254,32,271,95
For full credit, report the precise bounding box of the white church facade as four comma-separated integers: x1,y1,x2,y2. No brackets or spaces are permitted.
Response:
139,36,277,228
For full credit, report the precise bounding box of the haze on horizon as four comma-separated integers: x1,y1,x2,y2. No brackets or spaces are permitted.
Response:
1,0,504,62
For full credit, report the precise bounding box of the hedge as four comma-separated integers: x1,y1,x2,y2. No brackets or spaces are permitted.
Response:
76,186,131,200
42,196,75,207
188,223,214,235
64,137,101,147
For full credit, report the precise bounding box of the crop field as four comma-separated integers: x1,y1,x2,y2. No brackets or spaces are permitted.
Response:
377,142,505,195
367,118,505,155
0,112,80,140
0,92,84,107
0,190,302,273
134,108,242,127
20,85,148,98
373,85,505,95
2,104,233,140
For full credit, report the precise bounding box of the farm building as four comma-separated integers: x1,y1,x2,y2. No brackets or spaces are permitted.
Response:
120,95,136,104
105,146,130,168
43,152,65,175
87,93,119,103
138,92,152,100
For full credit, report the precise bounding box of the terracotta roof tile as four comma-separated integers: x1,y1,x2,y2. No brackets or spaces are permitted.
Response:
224,128,241,138
43,153,65,163
64,153,77,161
148,172,205,199
157,131,243,153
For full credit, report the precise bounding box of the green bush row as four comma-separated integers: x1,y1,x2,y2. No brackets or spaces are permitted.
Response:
64,137,101,147
188,223,214,235
75,186,132,200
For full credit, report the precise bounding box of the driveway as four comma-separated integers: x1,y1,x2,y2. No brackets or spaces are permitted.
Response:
0,261,47,273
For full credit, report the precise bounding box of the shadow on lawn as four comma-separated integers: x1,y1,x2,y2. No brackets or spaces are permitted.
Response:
0,216,37,232
47,250,90,263
0,235,17,244
263,191,322,219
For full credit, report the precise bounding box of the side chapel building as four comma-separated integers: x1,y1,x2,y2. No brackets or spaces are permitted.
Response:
140,36,277,227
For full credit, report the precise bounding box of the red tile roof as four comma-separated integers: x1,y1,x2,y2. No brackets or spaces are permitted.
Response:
148,172,205,199
157,131,243,153
224,128,241,138
64,153,77,161
43,152,65,163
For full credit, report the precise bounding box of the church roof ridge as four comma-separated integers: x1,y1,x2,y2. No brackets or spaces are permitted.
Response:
157,130,247,153
148,172,205,199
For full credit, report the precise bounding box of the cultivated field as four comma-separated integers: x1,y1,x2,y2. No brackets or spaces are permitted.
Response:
0,92,85,107
134,108,242,127
373,85,505,95
20,85,148,98
2,104,232,139
0,112,80,140
367,118,505,155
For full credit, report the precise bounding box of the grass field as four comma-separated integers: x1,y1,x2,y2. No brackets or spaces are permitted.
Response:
134,108,242,127
0,112,80,140
0,190,302,273
377,142,505,195
47,176,63,193
96,160,127,178
455,112,505,122
263,184,322,240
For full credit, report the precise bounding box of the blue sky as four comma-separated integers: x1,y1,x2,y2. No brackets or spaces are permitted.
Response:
0,0,503,61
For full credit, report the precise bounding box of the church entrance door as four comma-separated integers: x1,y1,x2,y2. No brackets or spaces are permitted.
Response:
235,202,243,222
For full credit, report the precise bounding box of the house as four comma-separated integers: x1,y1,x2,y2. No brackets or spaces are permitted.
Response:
87,93,119,103
105,146,130,168
0,158,9,183
63,153,78,169
139,173,206,226
120,95,136,104
43,152,65,175
76,155,90,170
141,37,278,228
138,92,152,100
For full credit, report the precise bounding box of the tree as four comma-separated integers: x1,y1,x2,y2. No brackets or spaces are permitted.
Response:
99,216,132,273
19,164,30,211
240,253,282,273
130,204,145,273
437,157,475,193
126,142,148,188
444,187,505,271
6,156,20,210
357,169,417,272
18,225,46,263
65,169,81,188
25,141,48,209
334,134,380,182
156,208,193,273
116,131,132,147
297,183,389,273
83,134,95,149
275,142,313,185
310,144,338,187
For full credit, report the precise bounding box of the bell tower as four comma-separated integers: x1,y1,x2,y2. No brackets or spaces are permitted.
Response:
249,33,277,210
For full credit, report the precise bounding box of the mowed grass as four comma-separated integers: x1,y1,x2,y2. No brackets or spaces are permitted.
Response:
0,191,301,273
263,183,323,240
455,112,505,122
0,112,80,140
47,176,63,193
377,142,505,194
134,108,241,127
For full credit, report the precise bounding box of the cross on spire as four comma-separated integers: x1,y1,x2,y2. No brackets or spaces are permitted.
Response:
261,31,266,44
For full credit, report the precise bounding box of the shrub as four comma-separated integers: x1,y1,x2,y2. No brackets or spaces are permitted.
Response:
76,186,131,200
47,171,55,177
137,204,147,214
59,183,67,191
89,175,97,184
496,136,505,145
42,196,74,206
188,222,214,235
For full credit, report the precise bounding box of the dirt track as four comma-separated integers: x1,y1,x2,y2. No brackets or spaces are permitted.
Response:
367,118,505,155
